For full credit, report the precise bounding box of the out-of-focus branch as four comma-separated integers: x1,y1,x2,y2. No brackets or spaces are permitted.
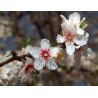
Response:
0,51,32,67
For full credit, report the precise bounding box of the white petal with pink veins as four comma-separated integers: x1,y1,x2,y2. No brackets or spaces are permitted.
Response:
46,58,58,70
40,39,50,50
34,58,45,70
30,47,41,59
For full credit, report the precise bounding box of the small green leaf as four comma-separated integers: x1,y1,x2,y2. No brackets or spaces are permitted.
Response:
80,21,87,29
22,38,32,48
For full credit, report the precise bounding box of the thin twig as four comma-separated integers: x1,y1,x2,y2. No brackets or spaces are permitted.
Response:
0,51,32,67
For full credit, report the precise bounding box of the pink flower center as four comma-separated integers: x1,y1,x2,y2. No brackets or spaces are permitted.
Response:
64,32,75,42
25,64,33,74
40,49,51,60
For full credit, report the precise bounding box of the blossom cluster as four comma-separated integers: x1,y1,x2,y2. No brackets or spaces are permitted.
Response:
0,12,92,85
18,12,91,82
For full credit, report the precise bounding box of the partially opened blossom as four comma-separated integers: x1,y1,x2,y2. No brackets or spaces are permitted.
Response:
18,58,37,83
57,12,89,55
29,39,60,70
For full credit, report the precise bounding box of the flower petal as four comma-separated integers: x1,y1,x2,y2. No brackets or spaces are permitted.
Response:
25,45,33,52
74,32,89,46
69,12,80,26
61,23,70,34
60,15,70,26
77,27,84,35
40,39,50,50
46,58,58,70
60,15,71,33
22,45,33,54
30,47,41,59
50,47,61,57
34,58,45,70
61,18,77,35
66,42,75,55
56,34,65,43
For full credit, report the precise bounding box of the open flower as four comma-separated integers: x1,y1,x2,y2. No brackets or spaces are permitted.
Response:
29,39,60,70
57,12,89,55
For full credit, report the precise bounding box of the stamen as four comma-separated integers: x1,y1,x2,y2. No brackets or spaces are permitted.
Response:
40,49,51,60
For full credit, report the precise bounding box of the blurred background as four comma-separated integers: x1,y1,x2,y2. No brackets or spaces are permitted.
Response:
0,11,98,86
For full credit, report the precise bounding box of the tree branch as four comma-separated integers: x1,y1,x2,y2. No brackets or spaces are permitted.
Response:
0,51,32,67
0,44,65,67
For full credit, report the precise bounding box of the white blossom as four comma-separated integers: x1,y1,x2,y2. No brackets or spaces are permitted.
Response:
30,39,60,70
57,12,89,55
